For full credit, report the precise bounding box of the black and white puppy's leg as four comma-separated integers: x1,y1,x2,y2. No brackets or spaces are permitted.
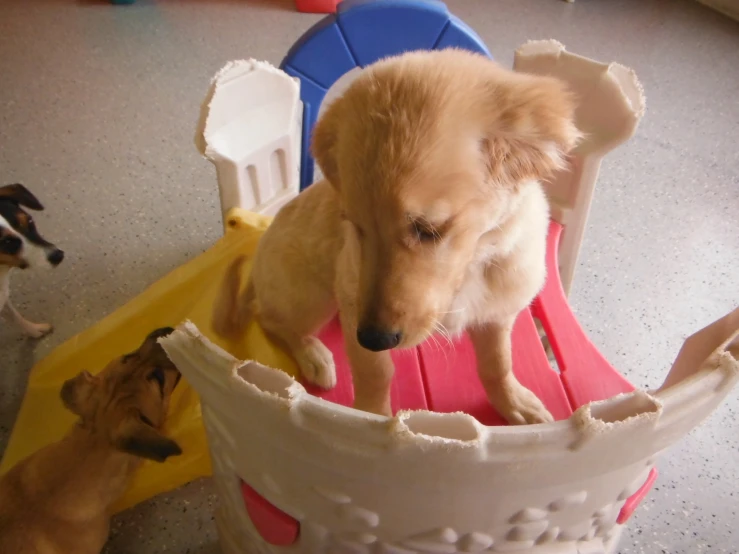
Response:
2,296,52,338
5,300,53,339
0,285,52,339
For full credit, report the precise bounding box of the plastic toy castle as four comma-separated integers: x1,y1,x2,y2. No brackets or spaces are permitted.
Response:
161,2,739,554
5,2,736,553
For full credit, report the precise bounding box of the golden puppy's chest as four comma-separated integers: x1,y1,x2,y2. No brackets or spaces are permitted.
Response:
441,255,546,335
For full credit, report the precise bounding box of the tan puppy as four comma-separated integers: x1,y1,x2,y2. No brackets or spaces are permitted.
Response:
213,49,579,424
0,328,182,554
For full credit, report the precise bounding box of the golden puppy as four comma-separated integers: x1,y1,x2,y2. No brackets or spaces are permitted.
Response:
0,328,182,554
213,49,579,424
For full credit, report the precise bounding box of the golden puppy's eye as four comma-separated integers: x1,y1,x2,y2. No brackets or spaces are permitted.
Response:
352,222,365,239
411,220,441,243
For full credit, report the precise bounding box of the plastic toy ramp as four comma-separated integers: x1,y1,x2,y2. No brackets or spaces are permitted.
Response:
0,208,295,513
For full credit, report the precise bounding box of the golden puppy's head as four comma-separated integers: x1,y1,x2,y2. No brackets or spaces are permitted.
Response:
312,49,580,351
61,327,182,462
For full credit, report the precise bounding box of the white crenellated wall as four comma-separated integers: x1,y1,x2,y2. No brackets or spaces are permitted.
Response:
161,310,738,554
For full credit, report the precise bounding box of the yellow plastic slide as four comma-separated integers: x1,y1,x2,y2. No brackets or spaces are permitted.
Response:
0,209,294,513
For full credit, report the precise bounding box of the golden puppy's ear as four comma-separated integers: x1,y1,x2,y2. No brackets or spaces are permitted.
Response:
483,76,581,185
61,371,99,419
115,416,182,463
311,101,342,188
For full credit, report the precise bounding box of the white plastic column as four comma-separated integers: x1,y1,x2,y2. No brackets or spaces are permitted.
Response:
195,60,303,227
514,41,646,296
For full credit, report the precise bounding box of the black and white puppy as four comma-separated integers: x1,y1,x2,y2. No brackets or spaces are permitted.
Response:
0,184,64,338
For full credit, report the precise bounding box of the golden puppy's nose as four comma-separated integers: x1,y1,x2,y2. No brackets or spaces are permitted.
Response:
356,327,402,352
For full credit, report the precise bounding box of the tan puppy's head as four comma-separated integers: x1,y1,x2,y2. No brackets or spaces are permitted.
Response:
313,49,580,351
61,327,182,462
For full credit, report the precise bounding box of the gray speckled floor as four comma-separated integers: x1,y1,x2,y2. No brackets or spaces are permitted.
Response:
0,0,737,552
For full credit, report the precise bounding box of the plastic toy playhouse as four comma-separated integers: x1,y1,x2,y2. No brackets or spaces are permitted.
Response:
159,1,739,554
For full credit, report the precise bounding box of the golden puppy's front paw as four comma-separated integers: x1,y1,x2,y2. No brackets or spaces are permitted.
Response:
491,380,554,425
296,338,337,389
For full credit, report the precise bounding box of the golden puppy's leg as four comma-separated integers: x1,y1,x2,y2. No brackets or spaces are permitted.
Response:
468,320,554,425
340,315,394,416
335,282,394,416
212,257,335,388
259,311,337,389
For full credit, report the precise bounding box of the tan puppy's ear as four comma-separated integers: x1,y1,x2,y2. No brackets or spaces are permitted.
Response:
311,100,342,189
60,371,100,419
482,75,581,185
115,415,182,463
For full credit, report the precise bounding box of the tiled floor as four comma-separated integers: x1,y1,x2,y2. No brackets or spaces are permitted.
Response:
1,0,737,552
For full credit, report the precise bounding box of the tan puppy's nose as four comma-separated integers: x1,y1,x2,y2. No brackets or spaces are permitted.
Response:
356,327,402,351
147,327,175,340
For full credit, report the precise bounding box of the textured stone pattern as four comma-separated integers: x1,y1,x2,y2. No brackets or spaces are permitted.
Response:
213,469,651,553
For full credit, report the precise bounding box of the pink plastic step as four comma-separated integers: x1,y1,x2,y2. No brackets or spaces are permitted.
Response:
531,222,634,408
417,308,572,425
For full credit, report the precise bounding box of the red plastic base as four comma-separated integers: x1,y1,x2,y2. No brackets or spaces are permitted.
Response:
617,468,658,524
242,221,656,545
241,481,300,545
295,0,339,13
